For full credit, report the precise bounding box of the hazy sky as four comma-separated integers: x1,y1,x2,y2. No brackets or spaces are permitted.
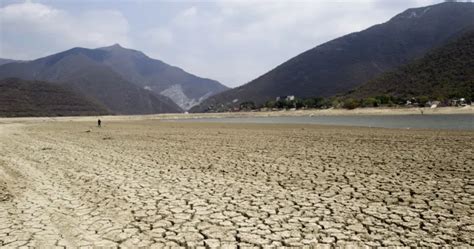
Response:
0,0,442,87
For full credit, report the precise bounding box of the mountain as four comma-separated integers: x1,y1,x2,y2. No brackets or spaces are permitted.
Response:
0,48,183,114
191,2,474,112
0,58,21,66
97,44,229,110
346,31,474,101
0,78,109,117
0,45,227,112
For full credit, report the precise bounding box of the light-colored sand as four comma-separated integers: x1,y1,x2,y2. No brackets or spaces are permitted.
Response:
0,106,472,124
0,119,473,247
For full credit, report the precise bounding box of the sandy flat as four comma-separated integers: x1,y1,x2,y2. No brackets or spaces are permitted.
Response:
0,106,472,124
0,118,473,248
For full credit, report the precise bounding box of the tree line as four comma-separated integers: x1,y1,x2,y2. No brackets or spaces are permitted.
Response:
236,95,470,111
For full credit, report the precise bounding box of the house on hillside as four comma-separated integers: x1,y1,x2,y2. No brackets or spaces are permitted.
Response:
406,98,418,106
451,98,467,106
428,100,441,108
276,95,295,101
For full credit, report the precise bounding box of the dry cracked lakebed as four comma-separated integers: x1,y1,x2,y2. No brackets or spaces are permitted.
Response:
0,119,473,248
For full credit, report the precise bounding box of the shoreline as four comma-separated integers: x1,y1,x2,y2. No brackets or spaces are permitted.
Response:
0,106,472,124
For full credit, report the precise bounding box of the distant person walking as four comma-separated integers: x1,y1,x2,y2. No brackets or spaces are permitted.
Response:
98,119,102,127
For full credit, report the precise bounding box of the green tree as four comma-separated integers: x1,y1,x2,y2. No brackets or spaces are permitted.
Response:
303,98,316,108
417,96,429,107
313,97,326,108
294,98,304,109
275,100,286,109
265,100,276,108
343,98,360,109
240,101,256,110
375,95,391,105
330,98,342,108
361,97,380,107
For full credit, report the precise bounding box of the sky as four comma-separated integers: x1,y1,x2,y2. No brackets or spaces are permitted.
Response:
0,0,443,87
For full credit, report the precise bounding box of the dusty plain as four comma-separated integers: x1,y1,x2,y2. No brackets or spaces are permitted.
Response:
0,106,473,124
0,116,473,248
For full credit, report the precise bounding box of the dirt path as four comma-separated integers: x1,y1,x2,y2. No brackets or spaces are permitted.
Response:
0,120,473,247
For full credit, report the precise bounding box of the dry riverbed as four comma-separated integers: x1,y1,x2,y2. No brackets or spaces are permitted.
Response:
0,119,473,248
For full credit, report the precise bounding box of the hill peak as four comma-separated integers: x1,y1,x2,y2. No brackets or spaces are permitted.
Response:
392,1,474,21
96,43,147,58
99,43,125,51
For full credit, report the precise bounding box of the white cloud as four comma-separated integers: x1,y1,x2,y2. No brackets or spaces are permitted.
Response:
143,27,174,46
180,6,198,18
0,1,130,59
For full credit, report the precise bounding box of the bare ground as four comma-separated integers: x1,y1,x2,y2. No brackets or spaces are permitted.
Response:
0,119,473,248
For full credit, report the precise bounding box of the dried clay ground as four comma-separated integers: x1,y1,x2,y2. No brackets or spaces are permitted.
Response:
0,118,473,248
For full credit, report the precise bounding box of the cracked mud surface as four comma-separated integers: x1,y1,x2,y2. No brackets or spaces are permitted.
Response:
0,120,473,248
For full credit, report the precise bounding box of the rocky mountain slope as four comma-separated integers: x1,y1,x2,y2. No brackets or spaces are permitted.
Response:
0,48,183,114
346,31,474,100
191,2,474,112
97,44,229,110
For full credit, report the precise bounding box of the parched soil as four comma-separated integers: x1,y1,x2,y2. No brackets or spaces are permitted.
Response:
0,120,473,248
